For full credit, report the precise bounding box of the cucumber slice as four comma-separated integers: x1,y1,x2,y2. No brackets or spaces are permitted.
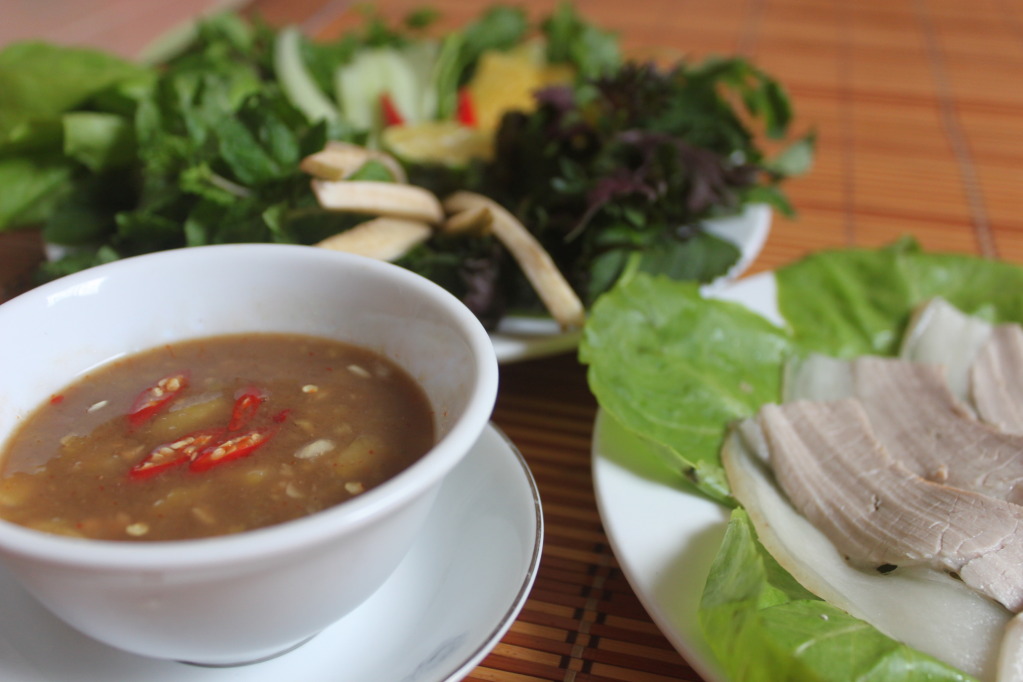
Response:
273,26,340,124
335,44,440,133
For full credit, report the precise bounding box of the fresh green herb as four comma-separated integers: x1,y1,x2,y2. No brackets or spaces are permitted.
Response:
1,4,812,325
11,14,357,277
457,6,531,71
473,56,811,317
0,41,151,228
541,2,621,78
428,6,532,120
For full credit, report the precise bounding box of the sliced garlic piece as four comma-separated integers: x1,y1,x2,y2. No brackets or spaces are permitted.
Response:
294,438,335,460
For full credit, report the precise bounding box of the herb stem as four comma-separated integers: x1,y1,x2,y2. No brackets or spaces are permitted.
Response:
208,173,253,199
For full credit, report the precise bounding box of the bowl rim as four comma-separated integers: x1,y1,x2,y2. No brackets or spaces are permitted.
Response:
0,244,499,570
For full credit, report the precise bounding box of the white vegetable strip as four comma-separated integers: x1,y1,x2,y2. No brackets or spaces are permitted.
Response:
313,180,444,224
316,217,432,262
300,141,407,183
440,204,492,235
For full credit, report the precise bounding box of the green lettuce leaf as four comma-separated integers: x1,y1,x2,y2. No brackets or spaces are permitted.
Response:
777,238,1023,357
579,273,792,503
0,42,148,143
0,42,152,231
0,155,74,228
701,511,976,682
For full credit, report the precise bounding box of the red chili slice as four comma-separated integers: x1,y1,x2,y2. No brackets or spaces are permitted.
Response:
129,428,223,480
379,92,404,127
456,87,476,127
189,427,277,473
228,387,267,431
127,373,188,428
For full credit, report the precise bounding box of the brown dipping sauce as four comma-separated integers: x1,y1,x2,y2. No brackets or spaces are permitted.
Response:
0,333,435,541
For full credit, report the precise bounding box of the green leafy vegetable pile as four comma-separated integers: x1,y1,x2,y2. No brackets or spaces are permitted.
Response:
480,57,812,312
580,238,1023,681
0,5,812,324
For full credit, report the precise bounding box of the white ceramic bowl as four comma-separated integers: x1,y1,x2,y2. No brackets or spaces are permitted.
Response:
0,244,499,665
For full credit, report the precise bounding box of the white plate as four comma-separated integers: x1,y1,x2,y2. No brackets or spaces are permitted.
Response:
590,272,777,682
492,204,772,363
0,423,542,682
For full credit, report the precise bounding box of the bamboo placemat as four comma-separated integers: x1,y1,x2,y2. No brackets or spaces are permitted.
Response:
3,0,1023,680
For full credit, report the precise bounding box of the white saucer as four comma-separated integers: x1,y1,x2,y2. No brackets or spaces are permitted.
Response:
0,424,542,682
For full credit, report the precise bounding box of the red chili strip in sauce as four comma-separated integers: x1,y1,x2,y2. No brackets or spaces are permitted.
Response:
129,428,224,480
189,426,278,473
127,373,189,428
228,387,267,431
